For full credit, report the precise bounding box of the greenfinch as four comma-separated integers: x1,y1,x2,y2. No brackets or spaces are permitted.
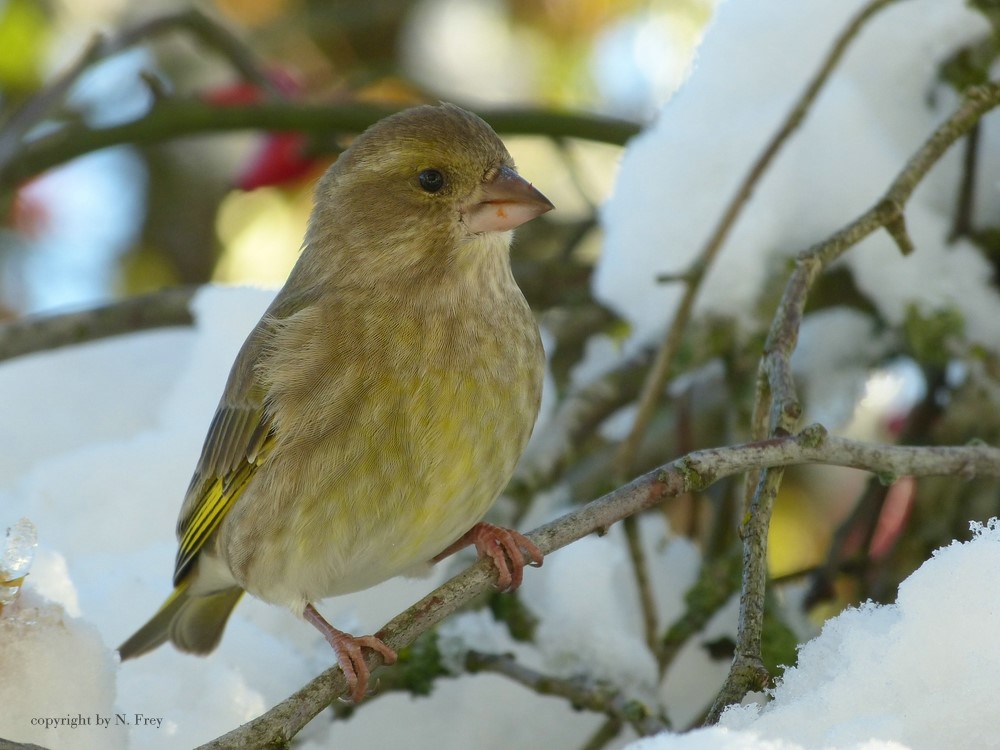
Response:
118,103,553,702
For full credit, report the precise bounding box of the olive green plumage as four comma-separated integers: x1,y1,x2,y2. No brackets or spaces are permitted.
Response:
119,104,552,676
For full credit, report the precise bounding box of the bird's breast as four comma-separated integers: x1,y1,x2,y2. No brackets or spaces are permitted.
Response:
226,283,544,602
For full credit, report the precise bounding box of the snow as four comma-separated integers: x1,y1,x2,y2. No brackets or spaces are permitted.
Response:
0,285,684,748
4,0,1000,747
790,309,887,428
0,588,121,750
626,520,1000,750
626,730,910,750
522,528,661,700
7,348,999,750
595,0,994,357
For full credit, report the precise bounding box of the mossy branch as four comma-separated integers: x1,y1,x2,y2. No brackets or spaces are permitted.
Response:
605,1,906,676
195,427,1000,749
711,77,1000,726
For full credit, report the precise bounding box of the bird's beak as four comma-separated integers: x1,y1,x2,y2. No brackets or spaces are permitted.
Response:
464,165,554,233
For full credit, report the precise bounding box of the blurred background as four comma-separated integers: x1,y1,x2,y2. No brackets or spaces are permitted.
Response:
0,0,712,316
6,3,1000,728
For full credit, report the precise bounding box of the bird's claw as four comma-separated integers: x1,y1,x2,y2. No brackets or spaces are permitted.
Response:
304,603,397,703
469,522,543,591
333,633,397,703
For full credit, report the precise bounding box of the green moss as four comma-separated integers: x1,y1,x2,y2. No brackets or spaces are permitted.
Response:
903,304,965,368
393,631,449,696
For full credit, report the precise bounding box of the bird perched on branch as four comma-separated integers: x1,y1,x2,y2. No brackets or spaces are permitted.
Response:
119,103,553,702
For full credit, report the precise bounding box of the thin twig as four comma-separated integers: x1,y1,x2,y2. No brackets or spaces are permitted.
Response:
608,1,904,662
0,9,277,177
0,36,104,171
709,78,1000,725
552,137,600,213
660,546,742,676
509,349,653,506
465,651,668,736
578,718,622,750
612,0,905,479
104,8,280,98
623,515,661,660
948,120,979,241
195,426,1000,748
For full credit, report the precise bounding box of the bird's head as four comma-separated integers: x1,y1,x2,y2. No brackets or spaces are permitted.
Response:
305,103,553,279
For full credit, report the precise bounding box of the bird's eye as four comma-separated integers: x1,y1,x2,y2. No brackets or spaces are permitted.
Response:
418,169,445,193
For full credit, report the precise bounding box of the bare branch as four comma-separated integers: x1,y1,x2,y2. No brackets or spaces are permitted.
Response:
623,514,661,662
0,9,276,177
612,0,905,480
104,8,280,98
0,101,638,190
0,287,196,363
0,35,104,170
712,78,1000,724
510,349,652,503
196,427,1000,748
579,718,623,750
465,650,669,736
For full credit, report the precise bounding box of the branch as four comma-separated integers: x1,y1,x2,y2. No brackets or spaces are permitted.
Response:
711,78,1000,724
464,651,669,736
0,8,278,177
0,100,639,189
104,8,280,97
579,718,623,750
196,426,1000,748
509,349,652,503
606,1,905,656
660,547,742,676
0,287,196,363
623,514,661,661
948,119,980,241
612,0,904,480
0,36,103,170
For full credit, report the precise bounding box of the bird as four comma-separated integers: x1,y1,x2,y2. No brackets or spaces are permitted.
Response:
118,103,553,703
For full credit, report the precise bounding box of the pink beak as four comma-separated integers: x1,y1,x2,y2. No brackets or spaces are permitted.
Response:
463,165,554,233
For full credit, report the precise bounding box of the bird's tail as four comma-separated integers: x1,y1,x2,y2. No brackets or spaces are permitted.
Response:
118,579,244,660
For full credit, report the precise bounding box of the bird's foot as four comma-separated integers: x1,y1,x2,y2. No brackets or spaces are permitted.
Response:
303,603,397,703
435,522,543,591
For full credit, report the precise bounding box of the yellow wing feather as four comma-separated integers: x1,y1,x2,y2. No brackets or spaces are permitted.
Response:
173,431,275,584
170,283,321,587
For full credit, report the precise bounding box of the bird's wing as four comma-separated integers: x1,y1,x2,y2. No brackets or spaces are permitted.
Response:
172,284,319,585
